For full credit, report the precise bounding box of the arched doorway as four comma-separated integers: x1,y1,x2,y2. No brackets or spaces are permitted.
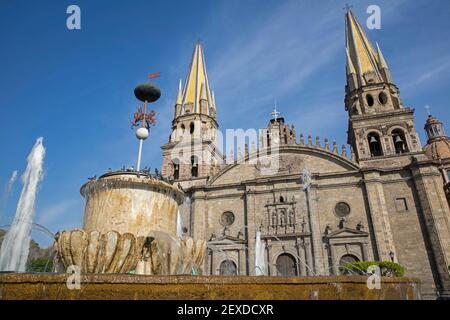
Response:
339,254,360,275
276,253,297,276
219,260,237,275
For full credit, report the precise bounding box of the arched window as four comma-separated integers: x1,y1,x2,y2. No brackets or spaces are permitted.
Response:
366,94,374,107
339,254,360,275
172,159,180,180
181,124,185,135
191,155,198,178
219,260,237,275
392,129,408,154
279,196,284,203
367,132,383,157
276,253,297,276
190,122,195,135
378,92,388,105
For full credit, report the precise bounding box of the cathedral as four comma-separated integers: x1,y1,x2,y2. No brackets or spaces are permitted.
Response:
160,10,450,299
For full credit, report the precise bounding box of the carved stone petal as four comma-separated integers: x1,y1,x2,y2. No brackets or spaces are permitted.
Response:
103,231,120,273
58,231,73,267
86,230,101,273
117,233,137,273
70,229,88,268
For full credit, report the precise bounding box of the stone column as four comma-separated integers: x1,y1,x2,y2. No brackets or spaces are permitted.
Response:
305,185,326,274
362,171,397,261
412,164,450,293
191,190,207,241
244,186,257,275
330,244,339,275
299,240,306,276
296,238,306,276
209,249,214,276
304,239,313,276
362,241,369,261
266,240,272,276
238,248,243,275
322,243,330,276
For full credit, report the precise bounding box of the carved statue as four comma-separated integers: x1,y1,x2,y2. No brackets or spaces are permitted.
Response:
271,211,277,226
301,168,312,191
288,210,295,225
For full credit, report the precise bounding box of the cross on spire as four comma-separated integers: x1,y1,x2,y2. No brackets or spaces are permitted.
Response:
343,3,353,12
425,105,431,116
271,105,280,121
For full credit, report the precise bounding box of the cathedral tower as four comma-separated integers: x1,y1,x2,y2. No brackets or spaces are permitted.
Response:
344,10,422,163
161,42,223,188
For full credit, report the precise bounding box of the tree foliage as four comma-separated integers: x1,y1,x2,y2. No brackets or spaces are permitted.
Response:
26,257,54,272
342,260,405,277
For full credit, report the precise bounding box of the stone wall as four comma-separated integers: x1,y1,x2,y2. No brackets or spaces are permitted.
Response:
186,147,450,299
0,274,420,300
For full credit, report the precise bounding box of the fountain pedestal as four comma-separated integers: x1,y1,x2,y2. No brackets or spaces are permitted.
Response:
56,172,207,275
81,172,183,236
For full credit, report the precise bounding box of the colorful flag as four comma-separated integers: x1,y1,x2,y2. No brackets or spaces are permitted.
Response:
148,72,161,79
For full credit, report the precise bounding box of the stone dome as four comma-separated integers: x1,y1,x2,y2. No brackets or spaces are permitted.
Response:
424,137,450,160
423,114,450,160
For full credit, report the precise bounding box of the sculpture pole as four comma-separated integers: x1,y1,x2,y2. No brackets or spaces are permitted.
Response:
135,100,149,172
136,132,145,171
132,74,161,172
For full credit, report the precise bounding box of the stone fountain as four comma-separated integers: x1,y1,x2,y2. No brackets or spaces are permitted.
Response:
55,80,206,275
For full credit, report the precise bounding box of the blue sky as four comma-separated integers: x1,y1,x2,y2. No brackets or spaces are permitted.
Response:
1,0,450,246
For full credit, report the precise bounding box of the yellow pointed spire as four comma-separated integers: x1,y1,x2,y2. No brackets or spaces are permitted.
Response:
346,48,356,75
182,41,213,113
376,42,389,70
176,79,183,105
345,10,381,79
200,82,207,101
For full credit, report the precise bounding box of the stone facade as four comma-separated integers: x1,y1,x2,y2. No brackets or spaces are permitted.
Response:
160,11,450,299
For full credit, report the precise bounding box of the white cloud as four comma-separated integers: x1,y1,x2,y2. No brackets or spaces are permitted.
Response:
208,1,342,114
37,199,79,227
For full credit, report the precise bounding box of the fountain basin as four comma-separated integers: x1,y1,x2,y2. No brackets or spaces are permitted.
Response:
0,274,421,300
56,229,145,274
56,229,207,275
81,172,184,236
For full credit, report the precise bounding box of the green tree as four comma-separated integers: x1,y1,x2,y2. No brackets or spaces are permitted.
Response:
26,257,54,272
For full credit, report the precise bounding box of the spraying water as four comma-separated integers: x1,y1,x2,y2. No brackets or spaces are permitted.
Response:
5,170,18,197
254,230,266,276
0,170,18,223
176,209,183,237
0,138,46,272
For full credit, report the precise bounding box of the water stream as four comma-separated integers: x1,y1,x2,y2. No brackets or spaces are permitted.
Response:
254,231,266,275
0,137,45,272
